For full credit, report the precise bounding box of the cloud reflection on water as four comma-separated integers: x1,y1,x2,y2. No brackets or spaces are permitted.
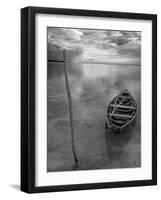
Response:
47,62,141,171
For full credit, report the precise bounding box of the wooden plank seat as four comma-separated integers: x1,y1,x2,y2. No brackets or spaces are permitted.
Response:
108,113,132,119
119,95,132,99
109,104,136,110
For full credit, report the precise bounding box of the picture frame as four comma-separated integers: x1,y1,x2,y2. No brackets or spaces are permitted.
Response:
21,6,157,193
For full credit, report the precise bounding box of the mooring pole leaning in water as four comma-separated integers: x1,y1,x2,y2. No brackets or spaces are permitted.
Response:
63,49,78,168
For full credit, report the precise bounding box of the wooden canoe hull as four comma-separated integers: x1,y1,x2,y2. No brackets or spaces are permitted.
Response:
105,89,137,133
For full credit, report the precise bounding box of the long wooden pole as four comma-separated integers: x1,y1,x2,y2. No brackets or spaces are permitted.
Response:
63,49,78,168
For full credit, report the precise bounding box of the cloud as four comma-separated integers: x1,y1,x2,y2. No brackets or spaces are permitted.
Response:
48,28,83,48
48,28,141,65
48,28,84,62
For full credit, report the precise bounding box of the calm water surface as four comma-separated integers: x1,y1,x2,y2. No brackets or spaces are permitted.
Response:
47,63,141,171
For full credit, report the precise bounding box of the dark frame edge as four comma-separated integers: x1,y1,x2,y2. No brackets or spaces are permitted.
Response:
21,7,35,193
32,179,155,193
21,7,29,193
152,14,157,185
23,6,157,20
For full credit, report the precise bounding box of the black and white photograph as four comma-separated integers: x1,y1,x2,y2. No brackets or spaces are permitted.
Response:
47,27,141,172
20,6,157,193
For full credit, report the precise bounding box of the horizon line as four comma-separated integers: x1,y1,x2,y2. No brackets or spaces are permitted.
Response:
48,60,141,66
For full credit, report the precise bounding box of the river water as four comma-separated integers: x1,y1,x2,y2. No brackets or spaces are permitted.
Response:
47,62,141,172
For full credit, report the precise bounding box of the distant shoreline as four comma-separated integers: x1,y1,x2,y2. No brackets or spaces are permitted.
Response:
48,60,141,66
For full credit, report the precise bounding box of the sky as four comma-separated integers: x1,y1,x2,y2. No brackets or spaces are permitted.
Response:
48,27,141,65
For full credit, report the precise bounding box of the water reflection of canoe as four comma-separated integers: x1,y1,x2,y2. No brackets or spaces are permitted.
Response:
105,89,137,133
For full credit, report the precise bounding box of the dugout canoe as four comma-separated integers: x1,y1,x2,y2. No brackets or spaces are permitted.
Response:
105,89,137,133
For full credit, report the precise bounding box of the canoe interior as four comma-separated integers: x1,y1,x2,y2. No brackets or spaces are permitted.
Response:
107,89,137,130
